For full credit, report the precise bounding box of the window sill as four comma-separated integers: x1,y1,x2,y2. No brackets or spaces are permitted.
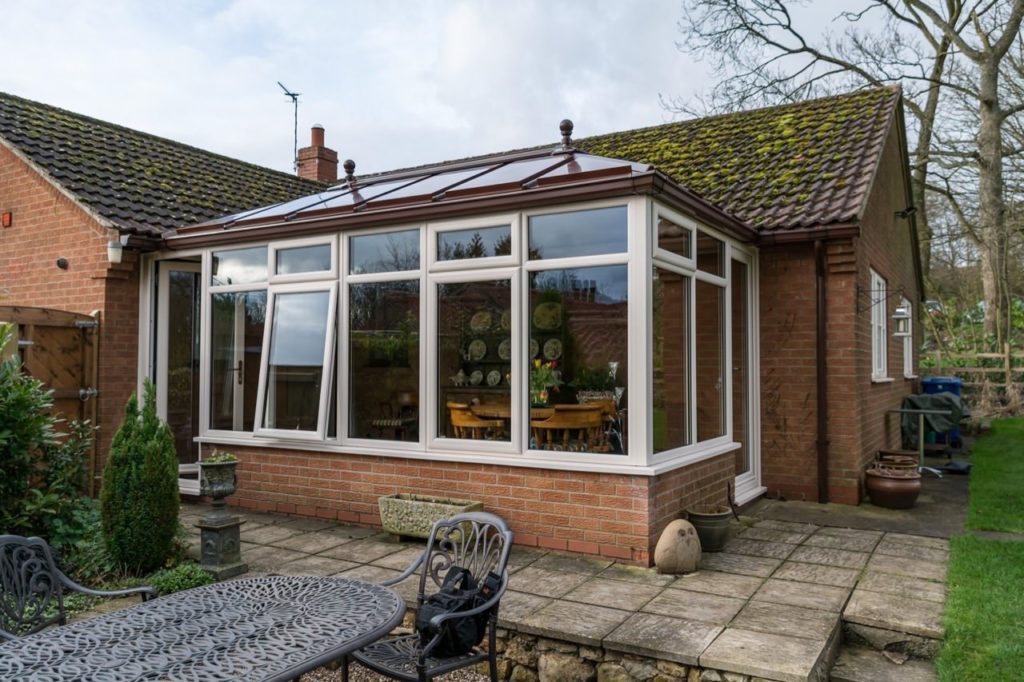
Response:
871,376,895,384
904,374,918,380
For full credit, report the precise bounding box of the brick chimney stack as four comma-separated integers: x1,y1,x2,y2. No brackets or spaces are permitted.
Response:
296,124,338,183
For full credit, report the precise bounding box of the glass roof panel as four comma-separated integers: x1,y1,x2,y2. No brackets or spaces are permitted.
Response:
234,187,355,223
366,165,501,204
533,155,641,183
319,176,429,210
445,157,567,194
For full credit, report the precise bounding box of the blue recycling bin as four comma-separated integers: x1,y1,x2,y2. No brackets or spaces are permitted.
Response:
921,377,963,445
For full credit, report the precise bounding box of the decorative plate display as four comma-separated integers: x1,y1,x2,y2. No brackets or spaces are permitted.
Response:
497,339,511,360
470,310,491,332
469,370,484,386
543,338,563,360
468,339,487,361
532,302,562,330
500,309,512,331
529,338,539,358
486,370,501,386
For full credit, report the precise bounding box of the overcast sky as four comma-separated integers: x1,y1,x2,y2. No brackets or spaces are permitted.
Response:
1,1,854,177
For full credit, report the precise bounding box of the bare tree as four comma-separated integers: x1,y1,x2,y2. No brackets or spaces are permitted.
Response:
675,0,1024,344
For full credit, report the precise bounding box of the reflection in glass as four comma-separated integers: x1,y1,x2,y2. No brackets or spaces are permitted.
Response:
696,231,725,276
658,218,691,260
263,291,331,431
528,265,628,454
349,281,419,440
212,247,267,286
653,268,690,453
210,291,266,431
276,244,331,275
696,280,725,440
437,225,511,261
437,279,511,441
350,229,420,274
529,206,627,260
732,260,750,475
166,270,200,464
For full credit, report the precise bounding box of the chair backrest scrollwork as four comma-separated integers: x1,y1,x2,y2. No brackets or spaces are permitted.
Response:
417,512,513,605
0,535,66,639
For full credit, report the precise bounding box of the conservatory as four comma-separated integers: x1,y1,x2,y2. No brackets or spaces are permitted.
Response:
142,134,763,555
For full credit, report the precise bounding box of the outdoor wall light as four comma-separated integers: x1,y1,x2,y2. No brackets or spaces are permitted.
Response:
107,234,129,264
892,304,911,337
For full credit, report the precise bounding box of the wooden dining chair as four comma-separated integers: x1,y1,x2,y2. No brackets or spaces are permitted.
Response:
530,404,604,451
447,401,504,439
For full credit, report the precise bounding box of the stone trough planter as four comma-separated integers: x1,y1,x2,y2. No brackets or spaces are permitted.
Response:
378,493,483,540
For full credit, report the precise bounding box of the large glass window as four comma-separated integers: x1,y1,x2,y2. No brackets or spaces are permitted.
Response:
696,231,724,276
276,244,331,275
731,259,750,475
657,217,692,261
871,269,888,379
529,206,627,260
349,281,420,441
212,246,267,286
350,229,420,274
209,291,266,431
437,225,511,261
652,267,690,453
695,279,726,441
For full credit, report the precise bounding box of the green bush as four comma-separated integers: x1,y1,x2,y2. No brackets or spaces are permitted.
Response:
149,563,215,595
100,379,181,574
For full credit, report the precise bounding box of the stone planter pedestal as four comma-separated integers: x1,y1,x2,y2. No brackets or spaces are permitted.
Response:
196,461,248,579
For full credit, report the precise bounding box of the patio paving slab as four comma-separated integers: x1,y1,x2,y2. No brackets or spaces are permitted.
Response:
737,526,811,544
672,570,765,599
698,551,781,577
605,613,721,666
508,565,592,598
338,564,402,585
642,587,746,626
882,532,950,550
597,562,676,587
844,588,945,639
278,517,336,532
320,538,406,563
722,537,797,560
788,545,870,570
272,555,359,576
319,524,379,540
531,552,613,575
369,545,425,571
562,578,663,611
803,528,882,553
872,538,949,562
831,645,937,682
240,545,308,570
518,600,631,647
866,552,947,582
773,560,860,588
507,546,547,570
499,590,553,627
752,577,851,613
856,570,947,604
239,524,304,545
270,531,355,554
700,628,833,682
732,601,840,642
752,519,821,535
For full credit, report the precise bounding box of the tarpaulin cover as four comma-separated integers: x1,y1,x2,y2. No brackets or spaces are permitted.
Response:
901,392,970,449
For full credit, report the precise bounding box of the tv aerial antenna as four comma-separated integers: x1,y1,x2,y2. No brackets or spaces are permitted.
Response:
278,81,301,172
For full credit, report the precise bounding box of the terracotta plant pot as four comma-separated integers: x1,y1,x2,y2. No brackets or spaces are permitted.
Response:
865,467,921,509
686,505,733,552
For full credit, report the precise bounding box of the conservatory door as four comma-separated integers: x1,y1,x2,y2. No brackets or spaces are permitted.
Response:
731,253,761,503
156,261,202,494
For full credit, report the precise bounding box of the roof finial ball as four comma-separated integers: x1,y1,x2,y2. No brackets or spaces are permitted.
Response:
344,159,356,186
559,119,575,151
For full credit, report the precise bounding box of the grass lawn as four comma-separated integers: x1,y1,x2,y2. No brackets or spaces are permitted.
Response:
965,418,1024,533
937,418,1024,680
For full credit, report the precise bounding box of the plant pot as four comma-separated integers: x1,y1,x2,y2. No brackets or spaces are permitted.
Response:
378,494,483,539
686,505,733,552
865,467,921,509
200,461,238,499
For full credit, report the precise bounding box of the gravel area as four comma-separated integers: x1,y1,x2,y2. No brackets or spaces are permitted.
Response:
300,662,487,681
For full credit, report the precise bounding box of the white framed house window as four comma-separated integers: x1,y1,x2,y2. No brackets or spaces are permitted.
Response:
870,269,888,381
901,297,915,378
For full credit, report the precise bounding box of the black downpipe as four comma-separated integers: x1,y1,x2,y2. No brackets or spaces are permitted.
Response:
815,240,829,503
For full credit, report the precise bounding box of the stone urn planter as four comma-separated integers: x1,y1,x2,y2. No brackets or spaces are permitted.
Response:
865,466,921,509
686,505,733,552
200,461,238,502
378,494,483,540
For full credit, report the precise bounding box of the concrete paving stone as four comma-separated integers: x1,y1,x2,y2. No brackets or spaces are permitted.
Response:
672,570,765,599
844,588,945,639
337,564,402,585
866,553,947,582
698,552,781,578
370,545,425,571
751,578,851,613
737,526,811,545
497,590,553,628
320,538,406,563
722,537,797,560
842,621,942,659
272,555,360,576
270,531,355,554
563,577,664,611
390,574,422,606
873,538,949,562
857,570,947,604
239,524,304,545
803,529,882,553
240,545,307,570
531,551,614,576
830,644,937,682
814,526,884,541
773,561,860,588
235,511,291,525
508,566,592,598
732,601,840,642
518,599,631,647
507,546,548,570
700,628,830,682
277,517,336,532
605,612,722,666
752,519,820,535
598,563,677,587
320,524,379,540
882,533,949,551
642,587,746,626
788,545,870,570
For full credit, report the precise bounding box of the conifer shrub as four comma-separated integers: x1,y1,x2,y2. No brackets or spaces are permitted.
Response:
100,379,180,574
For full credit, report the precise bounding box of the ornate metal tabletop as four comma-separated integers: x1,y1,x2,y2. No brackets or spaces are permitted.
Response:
0,575,405,682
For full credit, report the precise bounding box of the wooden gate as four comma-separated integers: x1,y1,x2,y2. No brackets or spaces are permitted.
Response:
0,306,100,492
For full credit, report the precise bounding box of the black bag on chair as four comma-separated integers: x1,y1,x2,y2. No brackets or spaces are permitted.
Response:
415,567,500,657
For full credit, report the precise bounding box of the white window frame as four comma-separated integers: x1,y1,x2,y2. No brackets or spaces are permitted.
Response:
269,235,338,284
427,213,519,273
870,268,889,381
901,297,916,379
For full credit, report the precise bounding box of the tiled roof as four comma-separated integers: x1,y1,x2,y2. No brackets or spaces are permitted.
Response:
0,92,323,237
576,86,900,230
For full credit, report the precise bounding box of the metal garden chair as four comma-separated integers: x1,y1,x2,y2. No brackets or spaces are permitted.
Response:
341,512,513,682
0,534,157,641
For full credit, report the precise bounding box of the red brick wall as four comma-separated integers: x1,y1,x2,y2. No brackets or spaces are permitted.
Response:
0,143,140,476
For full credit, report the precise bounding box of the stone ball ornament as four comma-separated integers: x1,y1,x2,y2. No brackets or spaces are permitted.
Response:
654,518,702,574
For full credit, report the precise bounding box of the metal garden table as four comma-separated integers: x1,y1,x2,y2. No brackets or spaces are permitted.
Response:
0,575,405,682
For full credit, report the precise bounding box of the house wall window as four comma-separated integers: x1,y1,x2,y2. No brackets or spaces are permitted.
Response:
870,269,888,380
652,267,690,452
901,297,915,378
